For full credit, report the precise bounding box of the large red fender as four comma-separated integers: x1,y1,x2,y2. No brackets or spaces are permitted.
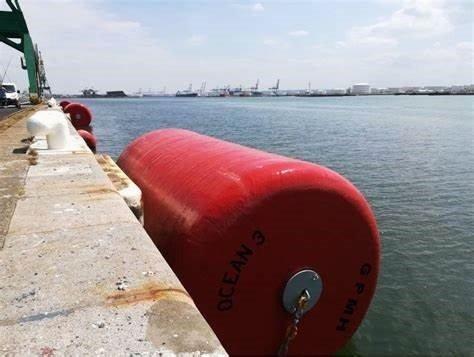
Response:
64,103,92,128
118,129,380,355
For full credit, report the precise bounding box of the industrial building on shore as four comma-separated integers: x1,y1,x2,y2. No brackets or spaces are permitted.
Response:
351,83,371,95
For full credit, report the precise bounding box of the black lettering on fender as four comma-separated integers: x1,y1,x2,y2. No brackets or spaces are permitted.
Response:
355,282,365,294
343,299,357,314
217,299,232,311
218,286,235,298
336,263,372,331
217,230,266,311
236,244,253,262
336,318,350,331
360,263,372,276
222,272,239,285
252,230,265,245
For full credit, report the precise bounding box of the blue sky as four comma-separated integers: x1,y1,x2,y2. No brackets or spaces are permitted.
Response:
0,0,472,93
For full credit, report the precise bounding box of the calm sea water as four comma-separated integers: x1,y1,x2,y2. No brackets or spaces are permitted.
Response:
79,96,473,355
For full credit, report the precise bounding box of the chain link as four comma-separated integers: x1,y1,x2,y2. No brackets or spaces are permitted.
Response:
277,289,310,356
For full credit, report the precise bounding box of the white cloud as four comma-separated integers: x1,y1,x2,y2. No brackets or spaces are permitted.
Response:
233,3,264,13
185,34,208,47
456,41,473,52
348,29,398,46
347,0,454,48
420,46,457,62
382,0,452,35
288,30,309,37
252,3,264,12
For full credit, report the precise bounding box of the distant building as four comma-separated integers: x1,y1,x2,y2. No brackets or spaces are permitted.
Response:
402,86,421,93
423,86,447,92
82,88,99,98
370,88,386,95
106,91,127,98
416,89,433,94
352,83,370,95
449,85,474,94
385,87,400,94
325,88,347,95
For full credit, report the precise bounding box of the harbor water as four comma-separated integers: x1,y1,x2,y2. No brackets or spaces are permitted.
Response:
79,95,473,355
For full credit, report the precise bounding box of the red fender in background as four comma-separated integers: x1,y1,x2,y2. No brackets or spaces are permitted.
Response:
64,103,92,128
117,129,380,355
59,100,70,110
76,125,93,134
77,129,96,153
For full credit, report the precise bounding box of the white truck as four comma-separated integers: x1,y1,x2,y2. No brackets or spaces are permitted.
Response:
0,82,21,108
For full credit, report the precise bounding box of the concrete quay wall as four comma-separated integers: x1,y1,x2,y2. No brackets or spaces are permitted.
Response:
0,108,226,356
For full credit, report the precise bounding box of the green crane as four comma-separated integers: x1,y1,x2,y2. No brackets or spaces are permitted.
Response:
0,0,50,103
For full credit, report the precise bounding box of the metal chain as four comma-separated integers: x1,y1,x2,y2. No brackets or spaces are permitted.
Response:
277,289,310,356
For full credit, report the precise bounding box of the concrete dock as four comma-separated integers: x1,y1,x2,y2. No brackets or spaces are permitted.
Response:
0,108,226,355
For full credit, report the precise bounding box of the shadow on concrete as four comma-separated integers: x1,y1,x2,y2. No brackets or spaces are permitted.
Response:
12,146,29,154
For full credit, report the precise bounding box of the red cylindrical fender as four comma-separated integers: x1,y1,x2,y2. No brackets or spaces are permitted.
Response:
117,129,380,355
59,100,71,110
76,125,93,134
77,129,96,153
64,103,92,128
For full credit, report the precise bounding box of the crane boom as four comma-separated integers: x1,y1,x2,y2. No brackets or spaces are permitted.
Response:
0,0,50,103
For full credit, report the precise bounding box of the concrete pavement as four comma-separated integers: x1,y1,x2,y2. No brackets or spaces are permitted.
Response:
0,109,226,355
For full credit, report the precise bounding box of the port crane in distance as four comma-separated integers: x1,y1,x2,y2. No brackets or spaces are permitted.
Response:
269,79,280,96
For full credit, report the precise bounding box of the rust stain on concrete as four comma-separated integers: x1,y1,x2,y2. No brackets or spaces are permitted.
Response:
105,283,191,307
40,346,57,357
27,148,38,165
85,187,115,195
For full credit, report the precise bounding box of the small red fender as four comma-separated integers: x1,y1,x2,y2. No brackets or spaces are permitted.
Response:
77,129,96,153
64,103,92,128
59,100,71,110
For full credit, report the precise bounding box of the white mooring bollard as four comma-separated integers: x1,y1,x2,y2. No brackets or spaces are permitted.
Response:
26,110,70,150
47,97,58,108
